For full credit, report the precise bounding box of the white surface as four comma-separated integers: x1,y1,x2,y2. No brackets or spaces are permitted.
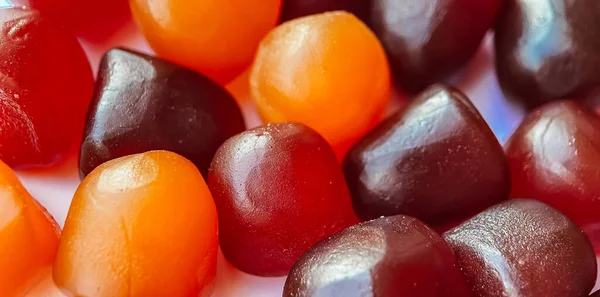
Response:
7,12,600,297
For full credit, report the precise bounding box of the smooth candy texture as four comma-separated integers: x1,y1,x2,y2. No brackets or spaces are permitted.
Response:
208,123,359,277
444,199,597,297
283,215,470,297
366,0,501,93
506,101,600,226
79,48,245,178
495,0,600,107
0,160,60,296
251,11,390,158
591,291,600,297
344,85,509,224
0,8,94,168
280,0,369,22
54,151,219,297
11,0,130,38
130,0,282,84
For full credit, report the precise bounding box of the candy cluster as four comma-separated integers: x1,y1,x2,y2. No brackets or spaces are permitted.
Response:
1,0,600,297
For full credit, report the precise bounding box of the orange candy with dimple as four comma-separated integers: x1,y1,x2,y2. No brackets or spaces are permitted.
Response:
53,151,218,297
250,11,391,158
129,0,282,84
0,160,60,296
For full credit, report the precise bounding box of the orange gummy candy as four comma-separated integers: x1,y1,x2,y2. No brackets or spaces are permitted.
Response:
130,0,282,84
250,11,391,158
53,151,218,297
0,160,60,297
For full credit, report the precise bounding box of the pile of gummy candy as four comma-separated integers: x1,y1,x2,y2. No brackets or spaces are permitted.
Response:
2,0,600,296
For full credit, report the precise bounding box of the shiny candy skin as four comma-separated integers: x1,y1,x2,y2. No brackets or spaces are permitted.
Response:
0,8,94,168
208,123,359,277
495,0,600,107
444,199,597,297
506,101,600,226
283,215,470,297
251,12,390,158
591,291,600,297
280,0,370,22
54,151,219,297
79,48,245,178
11,0,130,38
130,0,282,84
366,0,502,93
0,160,60,296
343,85,509,224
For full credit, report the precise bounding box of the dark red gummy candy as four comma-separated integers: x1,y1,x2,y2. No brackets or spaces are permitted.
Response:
208,123,359,277
343,85,509,225
11,0,131,39
0,8,93,168
283,215,470,297
80,48,245,178
444,199,597,297
506,101,600,226
495,0,600,107
366,0,501,93
280,0,369,23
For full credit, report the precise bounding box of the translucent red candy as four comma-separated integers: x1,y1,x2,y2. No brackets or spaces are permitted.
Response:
344,85,509,225
366,0,502,93
11,0,131,38
0,7,93,168
208,123,359,277
506,101,600,226
444,199,597,297
279,0,369,22
80,48,245,178
495,0,600,107
283,215,470,297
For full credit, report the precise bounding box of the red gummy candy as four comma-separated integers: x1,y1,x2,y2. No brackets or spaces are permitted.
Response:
208,123,359,276
0,8,93,168
506,101,600,226
11,0,130,39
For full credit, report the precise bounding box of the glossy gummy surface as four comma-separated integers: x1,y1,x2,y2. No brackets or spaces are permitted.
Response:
366,0,501,93
279,0,369,22
344,85,509,225
506,100,600,226
251,11,390,158
444,199,597,297
130,0,282,84
208,123,359,277
495,0,600,107
79,48,245,179
54,151,219,297
283,215,470,297
0,160,60,296
0,7,94,168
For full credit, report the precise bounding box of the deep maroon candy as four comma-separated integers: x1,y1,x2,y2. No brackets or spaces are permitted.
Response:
591,291,600,297
280,0,370,23
366,0,502,93
79,48,245,178
343,85,509,225
283,215,470,297
495,0,600,107
444,199,597,297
